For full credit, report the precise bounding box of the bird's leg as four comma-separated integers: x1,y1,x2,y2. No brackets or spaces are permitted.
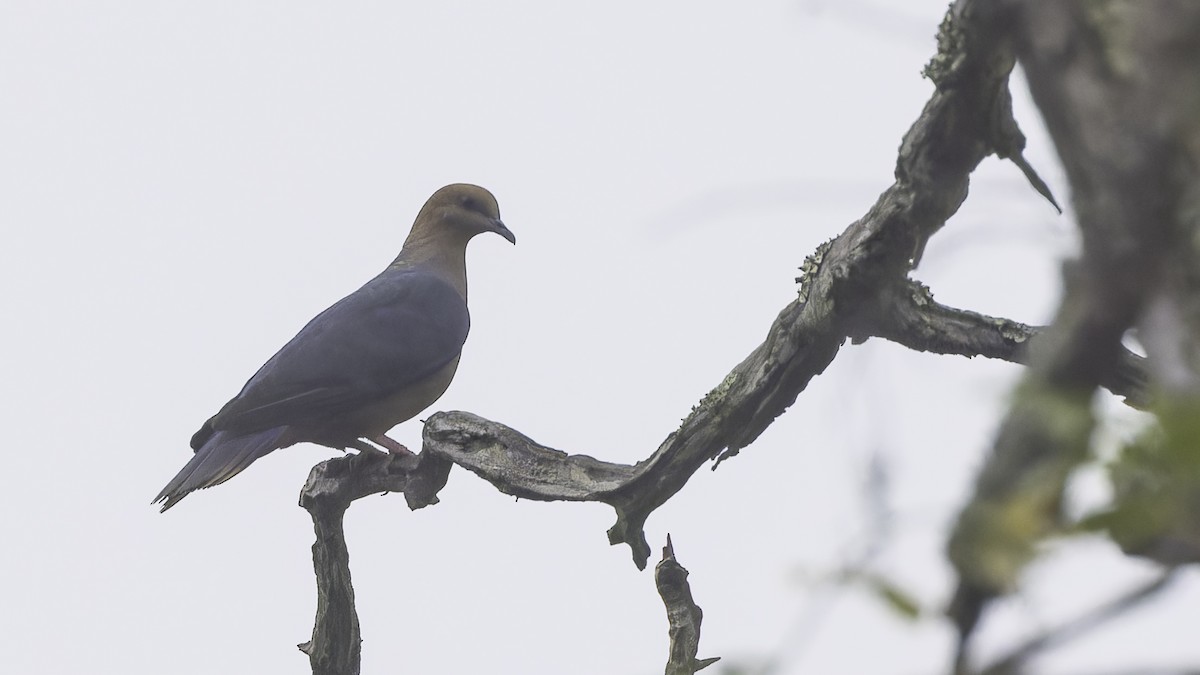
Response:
347,439,388,456
344,438,398,475
370,434,416,458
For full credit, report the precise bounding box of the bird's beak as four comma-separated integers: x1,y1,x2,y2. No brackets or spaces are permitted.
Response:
491,218,516,245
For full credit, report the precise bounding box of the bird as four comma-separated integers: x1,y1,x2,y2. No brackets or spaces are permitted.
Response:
154,183,515,512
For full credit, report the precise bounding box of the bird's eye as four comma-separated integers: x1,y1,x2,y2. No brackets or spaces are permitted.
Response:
462,197,478,211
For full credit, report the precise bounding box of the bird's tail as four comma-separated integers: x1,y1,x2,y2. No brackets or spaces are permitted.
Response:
154,427,287,512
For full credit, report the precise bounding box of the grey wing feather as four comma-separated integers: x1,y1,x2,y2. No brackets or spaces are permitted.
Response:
200,268,470,441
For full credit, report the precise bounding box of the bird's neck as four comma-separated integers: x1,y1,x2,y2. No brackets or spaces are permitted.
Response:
392,235,471,300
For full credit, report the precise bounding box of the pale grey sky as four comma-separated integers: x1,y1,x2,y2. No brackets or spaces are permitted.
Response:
2,1,1196,673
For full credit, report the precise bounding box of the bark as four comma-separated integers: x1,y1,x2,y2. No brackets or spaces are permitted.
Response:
297,451,451,675
656,536,719,675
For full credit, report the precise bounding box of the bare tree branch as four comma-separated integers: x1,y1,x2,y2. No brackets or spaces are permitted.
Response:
298,451,452,675
656,536,720,675
420,411,635,500
596,0,1045,566
870,280,1151,407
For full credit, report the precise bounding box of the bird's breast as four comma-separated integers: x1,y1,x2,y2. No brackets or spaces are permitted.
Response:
336,355,462,442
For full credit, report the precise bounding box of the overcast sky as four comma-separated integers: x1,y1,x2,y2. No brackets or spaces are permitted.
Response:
3,1,1197,673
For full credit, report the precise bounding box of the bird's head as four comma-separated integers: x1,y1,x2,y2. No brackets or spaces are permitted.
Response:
410,183,516,246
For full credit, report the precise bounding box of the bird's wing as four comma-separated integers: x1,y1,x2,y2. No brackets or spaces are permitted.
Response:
202,268,470,439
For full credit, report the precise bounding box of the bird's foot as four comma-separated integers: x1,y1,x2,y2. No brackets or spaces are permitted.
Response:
371,434,416,458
